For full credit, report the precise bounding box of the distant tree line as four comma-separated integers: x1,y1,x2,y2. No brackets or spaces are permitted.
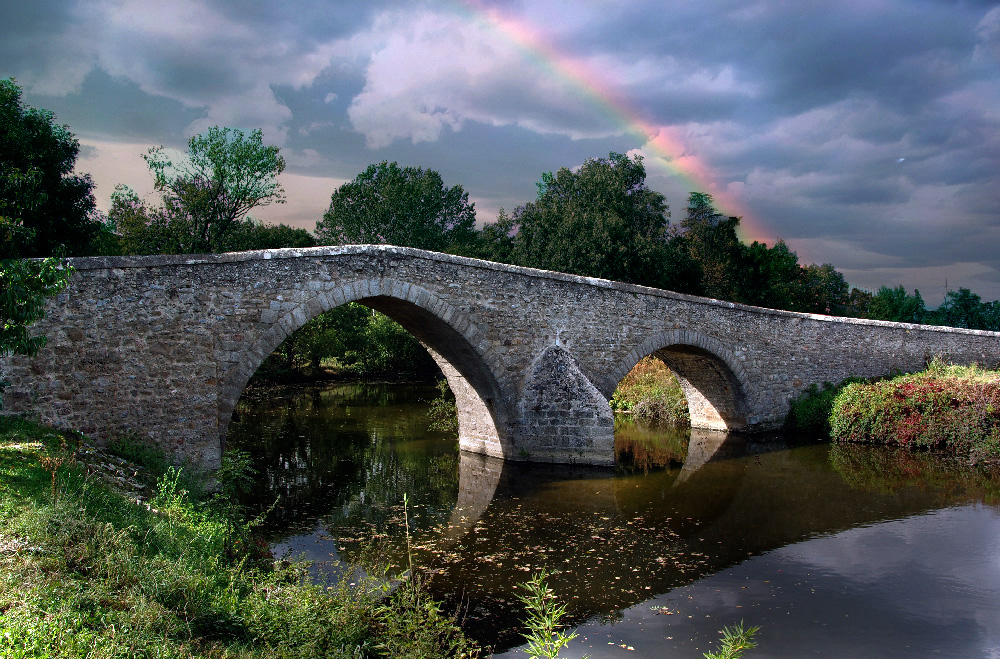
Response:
3,77,998,381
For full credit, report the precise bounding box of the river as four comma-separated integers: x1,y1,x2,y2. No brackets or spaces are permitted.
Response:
227,382,1000,658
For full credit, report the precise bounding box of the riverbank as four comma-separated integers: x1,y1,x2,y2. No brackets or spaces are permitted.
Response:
791,359,1000,464
0,415,480,658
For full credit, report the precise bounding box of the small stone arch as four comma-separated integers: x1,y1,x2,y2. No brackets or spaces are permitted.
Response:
217,277,510,462
609,330,751,431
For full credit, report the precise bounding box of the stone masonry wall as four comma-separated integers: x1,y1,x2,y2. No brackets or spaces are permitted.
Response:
3,245,1000,471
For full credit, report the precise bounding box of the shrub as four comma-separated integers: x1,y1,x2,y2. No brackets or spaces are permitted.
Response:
785,378,866,437
611,357,689,425
427,378,459,435
830,362,1000,462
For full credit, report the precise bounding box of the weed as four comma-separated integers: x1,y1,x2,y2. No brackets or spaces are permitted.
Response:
517,569,583,659
702,621,761,659
374,574,480,659
399,491,414,579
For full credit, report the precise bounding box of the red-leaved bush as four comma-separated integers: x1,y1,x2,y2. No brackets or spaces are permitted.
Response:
830,362,1000,463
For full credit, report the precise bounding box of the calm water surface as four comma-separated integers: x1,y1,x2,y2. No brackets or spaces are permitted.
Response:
228,382,1000,657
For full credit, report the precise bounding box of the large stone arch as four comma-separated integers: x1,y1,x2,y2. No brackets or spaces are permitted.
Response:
217,277,510,463
608,329,751,431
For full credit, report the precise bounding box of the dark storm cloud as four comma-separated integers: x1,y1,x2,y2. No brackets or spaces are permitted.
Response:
2,0,998,300
28,69,201,143
0,0,91,94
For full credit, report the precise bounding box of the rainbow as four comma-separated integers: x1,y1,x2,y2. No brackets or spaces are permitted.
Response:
453,0,772,245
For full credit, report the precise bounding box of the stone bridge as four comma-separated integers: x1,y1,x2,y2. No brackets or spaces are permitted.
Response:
3,245,999,471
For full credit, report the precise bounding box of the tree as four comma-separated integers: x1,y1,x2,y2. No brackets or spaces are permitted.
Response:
220,219,316,252
108,182,311,256
253,302,438,382
0,78,101,257
680,192,747,301
140,126,286,253
316,161,477,253
107,184,183,255
499,152,695,289
1,257,72,358
797,263,850,314
928,288,991,329
843,287,874,319
741,239,802,310
982,300,1000,332
868,285,926,324
475,207,517,264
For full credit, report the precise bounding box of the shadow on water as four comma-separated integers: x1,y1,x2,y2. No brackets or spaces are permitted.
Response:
228,382,1000,654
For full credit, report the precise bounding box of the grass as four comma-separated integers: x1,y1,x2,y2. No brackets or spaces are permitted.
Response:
0,415,480,658
611,357,689,426
830,358,1000,463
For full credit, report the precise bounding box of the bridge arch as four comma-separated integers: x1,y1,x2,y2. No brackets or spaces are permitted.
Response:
610,330,751,431
217,277,510,462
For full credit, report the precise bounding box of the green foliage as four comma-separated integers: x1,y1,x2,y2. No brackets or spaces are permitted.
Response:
222,218,317,251
214,449,258,508
104,184,179,255
493,152,698,291
830,360,1000,462
740,239,801,310
253,303,438,383
785,378,866,437
112,127,286,254
0,78,101,257
475,207,517,263
925,287,1000,330
309,153,1000,334
0,417,479,658
427,378,459,434
796,263,850,315
353,310,436,378
0,257,73,359
843,287,874,318
610,356,689,426
681,192,744,301
373,576,480,658
868,285,926,323
317,161,477,253
517,569,581,659
702,621,760,659
105,434,177,487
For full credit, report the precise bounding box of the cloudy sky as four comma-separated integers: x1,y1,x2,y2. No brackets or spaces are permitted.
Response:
4,0,999,303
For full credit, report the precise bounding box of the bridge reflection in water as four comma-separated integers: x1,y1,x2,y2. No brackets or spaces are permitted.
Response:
227,382,1000,652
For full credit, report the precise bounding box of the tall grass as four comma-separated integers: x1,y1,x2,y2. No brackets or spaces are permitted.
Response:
0,416,479,658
